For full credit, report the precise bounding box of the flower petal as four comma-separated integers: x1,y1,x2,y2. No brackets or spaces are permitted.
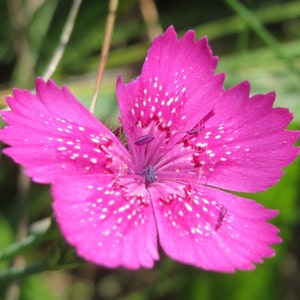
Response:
151,183,280,272
0,78,129,183
189,82,299,192
52,174,159,269
117,26,225,153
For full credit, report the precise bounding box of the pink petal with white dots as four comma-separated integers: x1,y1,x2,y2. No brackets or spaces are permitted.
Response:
117,26,225,152
52,174,159,269
0,78,129,183
151,183,280,272
197,82,300,192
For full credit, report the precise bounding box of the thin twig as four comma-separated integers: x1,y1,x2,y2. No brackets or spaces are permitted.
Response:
89,0,119,114
42,0,82,81
138,0,163,41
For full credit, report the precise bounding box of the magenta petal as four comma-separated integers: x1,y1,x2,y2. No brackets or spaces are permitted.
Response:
52,174,159,269
196,82,299,192
0,78,129,183
117,26,225,150
151,183,280,272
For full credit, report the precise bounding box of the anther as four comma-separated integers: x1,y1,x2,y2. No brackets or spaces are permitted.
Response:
135,134,155,146
215,206,227,230
186,126,205,135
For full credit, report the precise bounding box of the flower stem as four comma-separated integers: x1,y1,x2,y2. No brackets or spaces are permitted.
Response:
0,262,47,281
0,224,82,282
0,219,59,263
0,258,82,281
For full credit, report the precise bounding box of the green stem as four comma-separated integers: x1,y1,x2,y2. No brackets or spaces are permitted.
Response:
0,260,82,281
225,0,299,76
0,262,47,281
0,230,83,281
0,219,59,262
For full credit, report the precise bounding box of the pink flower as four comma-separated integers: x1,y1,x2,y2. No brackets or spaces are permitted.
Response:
0,26,299,272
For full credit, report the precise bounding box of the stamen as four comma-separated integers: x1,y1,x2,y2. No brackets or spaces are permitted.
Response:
113,126,123,138
186,126,205,135
215,206,227,230
135,134,155,146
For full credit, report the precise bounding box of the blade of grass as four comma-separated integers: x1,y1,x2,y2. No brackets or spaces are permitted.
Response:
42,0,82,81
225,0,299,77
195,1,300,40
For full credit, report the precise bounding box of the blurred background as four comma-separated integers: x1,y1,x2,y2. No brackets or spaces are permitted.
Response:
0,0,300,299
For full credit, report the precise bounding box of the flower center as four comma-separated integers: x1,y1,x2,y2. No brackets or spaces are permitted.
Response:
141,166,157,186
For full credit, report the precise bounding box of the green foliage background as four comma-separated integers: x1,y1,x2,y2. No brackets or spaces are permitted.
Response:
0,0,300,299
